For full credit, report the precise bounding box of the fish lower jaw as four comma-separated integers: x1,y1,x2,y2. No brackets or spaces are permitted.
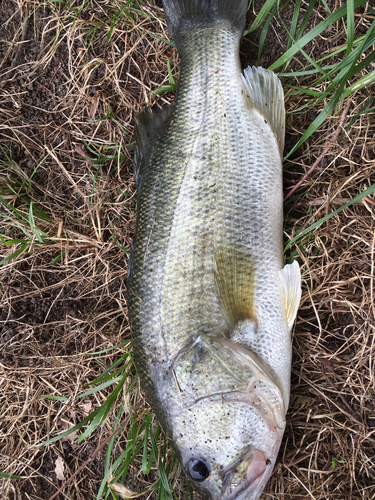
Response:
220,447,279,500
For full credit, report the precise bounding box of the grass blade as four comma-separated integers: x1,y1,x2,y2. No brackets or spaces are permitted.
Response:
0,244,29,265
0,471,22,480
269,0,366,71
40,407,102,446
258,3,277,63
286,0,302,52
244,0,278,36
296,0,317,42
346,0,355,57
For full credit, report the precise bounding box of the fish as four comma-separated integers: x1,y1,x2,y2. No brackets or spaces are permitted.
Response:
127,0,302,499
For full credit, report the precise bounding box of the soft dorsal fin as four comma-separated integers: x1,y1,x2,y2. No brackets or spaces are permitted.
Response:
134,104,174,191
241,66,285,156
214,246,257,332
279,260,301,330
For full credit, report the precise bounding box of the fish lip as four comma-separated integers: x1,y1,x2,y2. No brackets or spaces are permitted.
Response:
220,449,268,500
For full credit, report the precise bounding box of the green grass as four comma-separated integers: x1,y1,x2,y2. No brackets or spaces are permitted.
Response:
0,472,23,480
0,145,53,265
40,342,190,500
253,1,375,160
149,59,178,96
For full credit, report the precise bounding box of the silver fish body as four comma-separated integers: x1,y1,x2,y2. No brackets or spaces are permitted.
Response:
127,1,301,498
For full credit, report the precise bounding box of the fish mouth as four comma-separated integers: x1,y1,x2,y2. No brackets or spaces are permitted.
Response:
220,449,268,500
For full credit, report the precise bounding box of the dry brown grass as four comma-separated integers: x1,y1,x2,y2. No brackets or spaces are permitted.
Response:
0,0,374,499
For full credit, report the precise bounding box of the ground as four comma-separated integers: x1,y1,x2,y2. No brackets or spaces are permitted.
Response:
0,1,375,499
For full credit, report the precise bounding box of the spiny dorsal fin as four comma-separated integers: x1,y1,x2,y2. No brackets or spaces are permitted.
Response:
241,66,285,156
279,260,301,330
214,246,257,332
134,104,174,191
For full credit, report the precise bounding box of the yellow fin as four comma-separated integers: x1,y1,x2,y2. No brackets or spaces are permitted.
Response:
214,247,257,332
242,66,285,156
279,260,301,329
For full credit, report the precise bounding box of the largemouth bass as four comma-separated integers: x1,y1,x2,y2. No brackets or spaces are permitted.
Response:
127,0,302,498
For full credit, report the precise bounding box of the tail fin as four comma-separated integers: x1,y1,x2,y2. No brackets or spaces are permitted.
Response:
162,0,248,42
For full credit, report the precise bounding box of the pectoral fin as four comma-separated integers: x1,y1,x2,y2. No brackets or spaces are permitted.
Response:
279,260,301,329
214,246,257,332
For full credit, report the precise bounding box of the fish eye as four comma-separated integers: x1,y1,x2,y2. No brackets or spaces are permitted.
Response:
186,458,211,482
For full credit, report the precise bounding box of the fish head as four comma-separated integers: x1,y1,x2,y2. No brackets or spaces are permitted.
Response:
172,392,285,499
169,335,286,500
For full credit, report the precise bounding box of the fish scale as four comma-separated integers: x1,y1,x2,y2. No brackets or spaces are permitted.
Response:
128,1,301,498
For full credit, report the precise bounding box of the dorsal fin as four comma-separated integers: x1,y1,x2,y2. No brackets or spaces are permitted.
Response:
134,104,174,191
241,66,285,156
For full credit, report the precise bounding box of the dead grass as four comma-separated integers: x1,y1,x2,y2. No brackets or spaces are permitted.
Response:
0,0,374,499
